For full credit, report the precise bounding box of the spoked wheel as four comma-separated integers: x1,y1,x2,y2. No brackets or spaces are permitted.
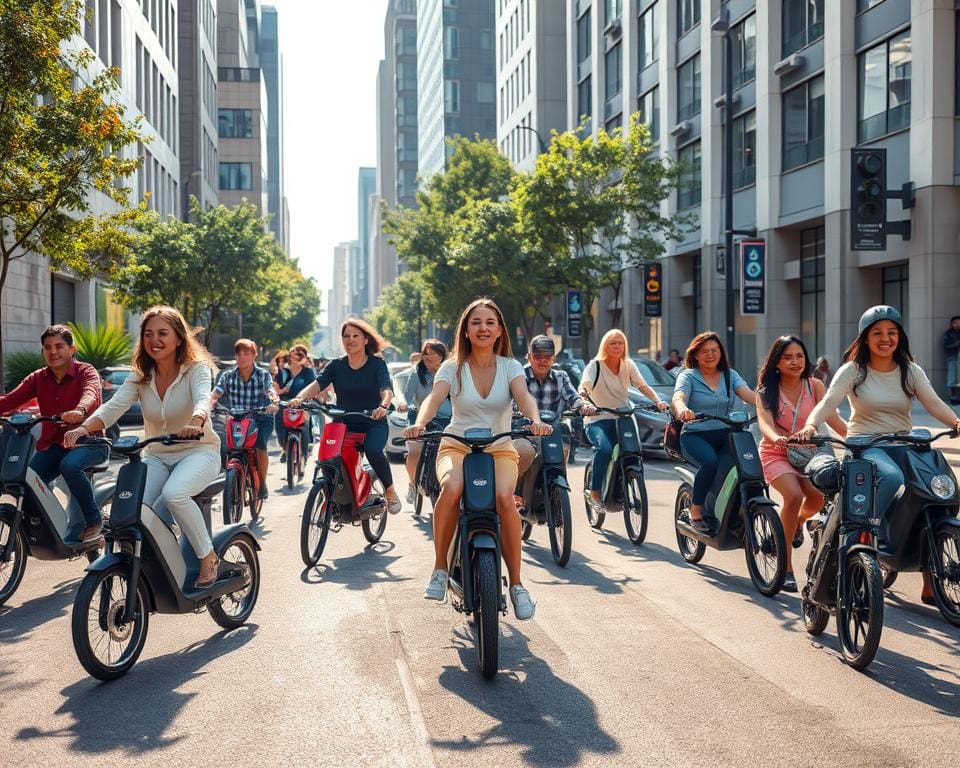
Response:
246,470,263,520
836,552,884,670
744,504,787,596
622,472,649,546
583,465,605,529
223,467,244,525
208,534,260,629
0,519,27,607
547,485,573,567
520,521,533,541
300,484,332,567
362,479,388,544
674,484,706,564
413,488,424,518
286,439,299,490
474,549,499,680
881,566,898,590
71,565,149,680
802,593,830,635
930,525,960,626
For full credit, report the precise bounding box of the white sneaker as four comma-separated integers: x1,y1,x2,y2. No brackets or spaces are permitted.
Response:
509,584,536,620
423,569,448,601
405,485,417,505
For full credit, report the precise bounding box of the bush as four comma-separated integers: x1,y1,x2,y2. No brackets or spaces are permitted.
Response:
3,350,46,392
70,323,132,370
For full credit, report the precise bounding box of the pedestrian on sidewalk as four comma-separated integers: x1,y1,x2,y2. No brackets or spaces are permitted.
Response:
943,316,960,404
813,357,832,388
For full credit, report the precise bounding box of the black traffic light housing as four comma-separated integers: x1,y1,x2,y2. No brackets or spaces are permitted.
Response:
850,147,914,251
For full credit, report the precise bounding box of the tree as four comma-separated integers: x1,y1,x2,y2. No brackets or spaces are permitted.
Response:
0,0,147,385
365,271,432,356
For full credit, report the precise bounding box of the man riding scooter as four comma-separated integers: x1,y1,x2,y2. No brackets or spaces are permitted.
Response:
0,325,107,543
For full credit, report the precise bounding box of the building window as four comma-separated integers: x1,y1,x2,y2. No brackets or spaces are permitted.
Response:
732,14,756,89
444,26,459,59
605,114,622,134
677,141,701,209
638,2,658,70
638,86,660,143
800,226,825,359
605,42,622,100
859,30,911,142
219,162,252,190
578,76,592,123
444,80,460,113
480,28,493,50
677,0,700,37
882,264,909,317
692,253,702,331
577,10,591,64
605,0,622,23
217,109,253,138
783,75,824,171
677,54,700,121
477,81,494,103
733,111,756,189
783,0,824,57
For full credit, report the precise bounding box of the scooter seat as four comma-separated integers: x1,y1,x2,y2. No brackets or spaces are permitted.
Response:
194,475,226,503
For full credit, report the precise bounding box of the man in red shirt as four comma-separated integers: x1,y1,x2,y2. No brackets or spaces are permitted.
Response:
0,325,108,542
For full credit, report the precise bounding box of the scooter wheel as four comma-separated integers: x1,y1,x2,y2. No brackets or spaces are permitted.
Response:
0,519,27,607
674,484,706,564
209,534,260,629
836,551,884,670
802,594,829,635
72,564,149,680
930,525,960,626
744,504,787,597
300,484,332,566
474,549,499,680
583,465,605,530
362,480,388,544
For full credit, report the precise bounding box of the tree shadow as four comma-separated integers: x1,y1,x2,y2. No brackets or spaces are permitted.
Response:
299,540,410,590
521,542,639,595
15,624,257,755
0,577,80,645
434,624,620,766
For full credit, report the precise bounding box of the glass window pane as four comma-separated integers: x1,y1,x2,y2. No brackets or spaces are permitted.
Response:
782,84,808,169
860,43,888,124
605,43,622,99
783,0,807,56
578,76,592,120
888,31,911,131
577,12,591,63
639,4,658,69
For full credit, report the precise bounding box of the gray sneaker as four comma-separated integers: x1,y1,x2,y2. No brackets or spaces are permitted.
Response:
423,569,448,601
405,485,417,505
387,495,403,515
509,584,536,620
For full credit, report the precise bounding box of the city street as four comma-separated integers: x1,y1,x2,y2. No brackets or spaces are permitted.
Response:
2,445,960,767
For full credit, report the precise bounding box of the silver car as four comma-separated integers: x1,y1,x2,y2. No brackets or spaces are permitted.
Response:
386,368,414,460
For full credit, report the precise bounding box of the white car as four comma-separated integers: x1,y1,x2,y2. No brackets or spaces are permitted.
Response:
386,367,414,459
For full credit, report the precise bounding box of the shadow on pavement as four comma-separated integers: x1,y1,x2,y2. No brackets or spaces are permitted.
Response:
15,624,258,755
434,625,620,766
521,543,639,595
0,577,80,645
300,540,411,590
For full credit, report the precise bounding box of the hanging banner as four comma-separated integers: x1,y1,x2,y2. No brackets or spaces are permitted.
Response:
643,263,662,317
566,289,582,338
740,240,766,315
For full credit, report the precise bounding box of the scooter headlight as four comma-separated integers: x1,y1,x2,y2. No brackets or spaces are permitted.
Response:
931,474,957,500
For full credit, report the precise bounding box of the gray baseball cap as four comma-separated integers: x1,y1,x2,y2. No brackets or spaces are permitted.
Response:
529,335,556,355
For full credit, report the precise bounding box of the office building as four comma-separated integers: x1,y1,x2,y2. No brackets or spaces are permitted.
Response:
261,5,288,250
355,168,377,314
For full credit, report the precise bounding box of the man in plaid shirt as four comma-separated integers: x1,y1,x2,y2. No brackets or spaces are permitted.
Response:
515,335,595,478
210,339,279,499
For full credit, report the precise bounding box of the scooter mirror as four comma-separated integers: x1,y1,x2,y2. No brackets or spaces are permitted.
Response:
729,411,748,424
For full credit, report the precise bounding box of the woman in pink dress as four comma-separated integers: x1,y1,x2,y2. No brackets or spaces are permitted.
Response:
756,336,847,591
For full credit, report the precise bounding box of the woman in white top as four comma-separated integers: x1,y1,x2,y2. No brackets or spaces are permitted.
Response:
405,299,549,620
797,305,960,603
578,329,669,512
64,306,222,589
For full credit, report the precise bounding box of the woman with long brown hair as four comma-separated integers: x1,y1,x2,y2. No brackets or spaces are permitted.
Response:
404,299,549,620
64,306,223,588
400,339,450,505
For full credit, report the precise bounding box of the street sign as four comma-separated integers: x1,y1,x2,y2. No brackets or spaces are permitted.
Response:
739,239,766,315
566,289,582,338
643,263,662,317
850,148,887,251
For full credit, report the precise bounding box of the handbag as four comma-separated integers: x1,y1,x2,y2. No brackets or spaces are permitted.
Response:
785,380,817,469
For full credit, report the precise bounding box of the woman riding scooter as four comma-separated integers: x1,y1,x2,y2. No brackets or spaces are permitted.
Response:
796,306,960,604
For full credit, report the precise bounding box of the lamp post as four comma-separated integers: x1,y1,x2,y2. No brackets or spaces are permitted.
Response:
182,168,203,222
515,124,548,155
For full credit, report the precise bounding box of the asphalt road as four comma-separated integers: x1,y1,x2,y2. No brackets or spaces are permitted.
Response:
2,444,960,767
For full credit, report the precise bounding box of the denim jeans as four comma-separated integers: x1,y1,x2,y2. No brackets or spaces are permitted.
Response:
29,443,110,526
679,428,731,506
585,419,618,492
860,445,905,542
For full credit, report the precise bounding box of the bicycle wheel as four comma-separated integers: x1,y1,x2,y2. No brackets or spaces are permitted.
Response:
297,438,308,481
474,549,499,679
223,467,244,525
836,551,884,670
300,484,332,566
0,518,27,607
547,484,573,567
674,484,705,564
413,489,424,517
286,439,299,490
208,534,260,629
362,479,388,544
622,472,649,546
71,565,149,680
802,594,829,636
247,472,263,520
744,504,787,597
583,465,605,529
930,524,960,626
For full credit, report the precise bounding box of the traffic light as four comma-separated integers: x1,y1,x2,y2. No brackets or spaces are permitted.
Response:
850,148,886,251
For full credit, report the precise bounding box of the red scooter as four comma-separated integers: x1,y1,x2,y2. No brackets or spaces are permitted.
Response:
218,406,269,525
297,403,388,566
281,405,310,490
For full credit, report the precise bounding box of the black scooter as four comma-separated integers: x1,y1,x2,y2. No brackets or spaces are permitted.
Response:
0,413,115,606
413,426,534,680
71,434,260,680
411,413,447,518
856,429,960,624
517,410,574,566
797,434,887,670
673,413,787,596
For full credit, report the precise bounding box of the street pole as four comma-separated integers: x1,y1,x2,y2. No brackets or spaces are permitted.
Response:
416,290,423,349
515,124,548,155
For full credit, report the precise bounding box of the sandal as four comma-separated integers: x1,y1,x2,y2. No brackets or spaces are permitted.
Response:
194,554,220,589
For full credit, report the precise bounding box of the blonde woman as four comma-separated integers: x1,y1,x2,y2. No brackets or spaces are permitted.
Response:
64,307,222,588
579,329,669,513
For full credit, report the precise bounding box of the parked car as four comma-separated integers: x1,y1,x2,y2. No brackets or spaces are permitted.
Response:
99,366,142,425
386,368,414,460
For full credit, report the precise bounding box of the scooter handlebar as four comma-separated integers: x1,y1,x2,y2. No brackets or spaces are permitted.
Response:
789,428,959,452
409,429,535,447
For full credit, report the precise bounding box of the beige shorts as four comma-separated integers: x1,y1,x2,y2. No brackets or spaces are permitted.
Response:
436,438,519,493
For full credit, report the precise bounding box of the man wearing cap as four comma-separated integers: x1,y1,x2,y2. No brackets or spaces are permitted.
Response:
513,335,595,478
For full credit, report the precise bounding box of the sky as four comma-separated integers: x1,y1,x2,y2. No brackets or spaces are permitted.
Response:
267,0,389,313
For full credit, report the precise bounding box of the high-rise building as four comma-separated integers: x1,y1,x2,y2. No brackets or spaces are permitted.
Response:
329,242,354,336
566,0,960,392
261,5,287,250
355,168,377,314
495,0,567,170
417,0,498,179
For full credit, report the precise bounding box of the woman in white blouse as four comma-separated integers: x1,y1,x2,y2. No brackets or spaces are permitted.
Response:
64,306,222,589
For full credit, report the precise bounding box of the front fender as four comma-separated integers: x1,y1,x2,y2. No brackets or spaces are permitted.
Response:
213,524,262,552
84,550,126,573
843,544,879,562
470,532,498,551
0,502,16,525
934,516,960,533
674,466,696,486
747,495,778,510
549,475,571,492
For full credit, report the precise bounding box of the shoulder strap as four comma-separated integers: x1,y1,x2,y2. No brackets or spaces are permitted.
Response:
723,368,730,399
593,361,601,389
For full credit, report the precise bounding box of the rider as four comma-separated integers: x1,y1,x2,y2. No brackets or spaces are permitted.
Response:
209,338,279,499
579,329,670,514
671,331,757,535
291,318,403,513
0,325,108,543
400,339,450,506
404,298,550,620
513,334,595,480
277,343,316,463
64,306,223,589
797,306,960,604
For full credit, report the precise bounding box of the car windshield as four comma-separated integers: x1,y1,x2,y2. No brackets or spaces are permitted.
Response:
631,358,676,387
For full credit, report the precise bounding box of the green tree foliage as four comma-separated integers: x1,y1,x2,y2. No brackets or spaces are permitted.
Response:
365,271,434,356
69,322,132,369
0,0,147,385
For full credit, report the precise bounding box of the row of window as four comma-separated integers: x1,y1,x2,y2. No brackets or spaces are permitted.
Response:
498,0,532,70
140,0,178,70
219,162,253,191
138,147,178,217
135,37,177,151
500,110,535,164
83,0,123,74
200,0,216,51
500,49,533,124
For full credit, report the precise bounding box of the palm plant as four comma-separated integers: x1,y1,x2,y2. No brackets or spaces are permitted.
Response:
69,323,132,370
3,350,46,392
